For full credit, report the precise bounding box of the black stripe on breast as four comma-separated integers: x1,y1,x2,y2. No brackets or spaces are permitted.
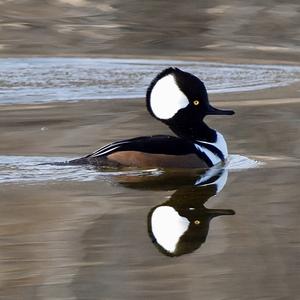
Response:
196,142,225,162
192,146,214,167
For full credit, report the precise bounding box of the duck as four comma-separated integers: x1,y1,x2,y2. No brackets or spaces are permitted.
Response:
69,67,234,168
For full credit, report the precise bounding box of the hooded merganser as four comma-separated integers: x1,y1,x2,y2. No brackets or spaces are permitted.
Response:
69,67,234,168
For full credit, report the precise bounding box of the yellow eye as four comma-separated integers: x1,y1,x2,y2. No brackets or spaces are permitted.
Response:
193,100,200,106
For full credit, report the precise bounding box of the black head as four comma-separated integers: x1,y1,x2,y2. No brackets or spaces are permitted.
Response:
146,67,234,125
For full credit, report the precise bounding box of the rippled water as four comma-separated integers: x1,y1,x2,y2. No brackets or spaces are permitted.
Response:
0,69,300,300
0,154,262,184
1,0,300,61
1,58,300,104
0,63,300,299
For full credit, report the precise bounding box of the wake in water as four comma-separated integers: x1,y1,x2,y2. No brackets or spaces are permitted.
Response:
225,154,264,170
0,154,263,184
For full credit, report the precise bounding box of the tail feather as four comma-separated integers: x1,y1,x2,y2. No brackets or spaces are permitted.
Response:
68,157,90,165
38,156,92,166
68,156,120,167
39,155,120,167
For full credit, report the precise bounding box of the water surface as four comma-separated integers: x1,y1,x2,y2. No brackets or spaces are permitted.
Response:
0,90,299,299
1,58,300,104
0,154,261,184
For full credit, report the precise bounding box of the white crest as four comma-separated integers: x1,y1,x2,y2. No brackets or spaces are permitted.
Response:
151,206,190,253
150,74,189,119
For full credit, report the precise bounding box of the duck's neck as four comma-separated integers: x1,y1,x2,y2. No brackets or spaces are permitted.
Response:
168,121,217,143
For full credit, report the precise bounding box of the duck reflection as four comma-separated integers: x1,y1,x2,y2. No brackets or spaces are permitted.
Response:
117,168,234,257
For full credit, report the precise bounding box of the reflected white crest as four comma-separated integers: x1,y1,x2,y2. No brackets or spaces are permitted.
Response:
151,206,190,253
150,74,189,119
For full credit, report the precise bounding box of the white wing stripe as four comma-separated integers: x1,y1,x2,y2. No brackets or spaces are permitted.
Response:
91,146,120,157
91,140,129,156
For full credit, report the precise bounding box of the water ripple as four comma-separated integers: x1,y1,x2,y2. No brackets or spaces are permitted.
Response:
0,155,261,184
1,58,300,104
0,155,164,184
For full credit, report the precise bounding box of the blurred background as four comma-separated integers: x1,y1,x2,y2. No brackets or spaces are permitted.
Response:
0,0,299,61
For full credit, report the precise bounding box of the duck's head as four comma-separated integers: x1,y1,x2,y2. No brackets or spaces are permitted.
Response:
146,67,234,127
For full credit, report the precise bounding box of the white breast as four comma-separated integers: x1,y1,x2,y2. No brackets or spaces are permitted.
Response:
195,132,228,166
215,132,228,157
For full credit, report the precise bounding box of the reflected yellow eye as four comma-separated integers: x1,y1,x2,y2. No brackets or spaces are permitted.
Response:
193,100,200,106
194,220,201,225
